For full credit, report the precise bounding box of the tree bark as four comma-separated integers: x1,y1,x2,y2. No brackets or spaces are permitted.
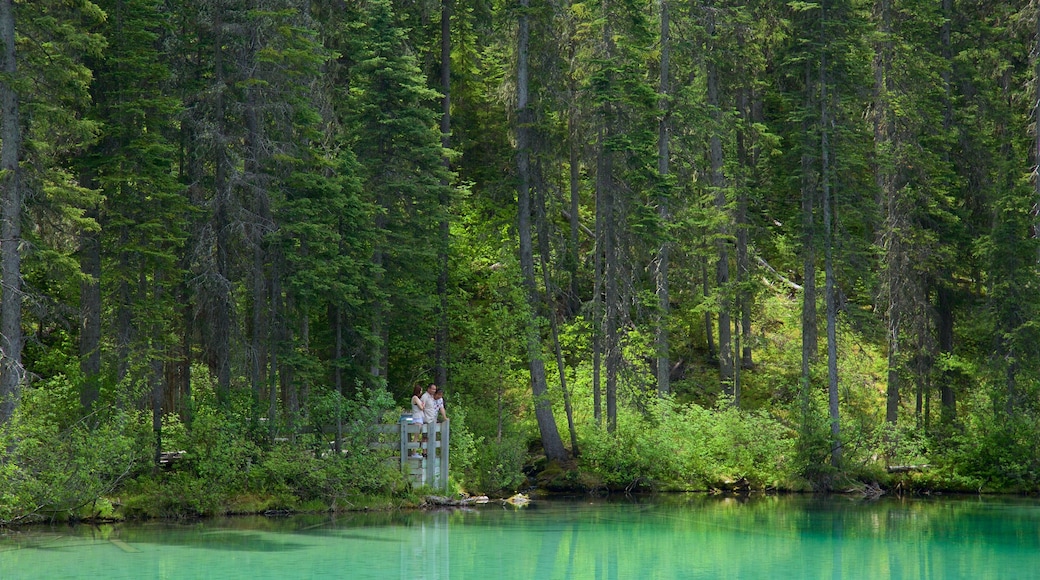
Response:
736,53,755,371
706,4,733,399
212,4,232,407
536,175,578,455
592,127,603,425
800,58,817,405
435,0,452,389
655,0,671,396
937,0,955,424
0,0,22,425
517,0,567,461
567,16,581,318
821,3,841,467
79,200,101,415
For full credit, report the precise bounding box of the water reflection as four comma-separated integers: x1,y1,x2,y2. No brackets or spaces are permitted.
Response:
2,495,1039,579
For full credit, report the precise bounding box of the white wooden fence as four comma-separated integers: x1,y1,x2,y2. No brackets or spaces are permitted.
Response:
373,420,450,492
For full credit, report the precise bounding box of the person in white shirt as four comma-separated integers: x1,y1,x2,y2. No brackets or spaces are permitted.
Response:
421,383,438,426
433,387,448,422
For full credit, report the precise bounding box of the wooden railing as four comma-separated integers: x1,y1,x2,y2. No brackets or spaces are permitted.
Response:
372,421,450,492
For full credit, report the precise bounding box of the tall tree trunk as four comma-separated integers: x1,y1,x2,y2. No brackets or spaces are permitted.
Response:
567,18,581,318
873,0,902,426
245,70,269,407
800,58,818,406
0,0,22,425
821,3,841,467
603,136,619,431
937,285,955,420
1035,5,1040,258
597,8,620,431
435,0,451,389
592,126,603,425
655,0,671,396
517,0,567,461
536,177,578,455
79,201,101,415
703,257,716,359
212,4,232,407
370,245,384,383
706,5,734,398
737,58,755,370
268,257,282,442
333,304,343,455
151,281,165,468
937,0,955,424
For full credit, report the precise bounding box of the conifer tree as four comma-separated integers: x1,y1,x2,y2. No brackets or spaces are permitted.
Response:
78,0,186,421
347,0,452,387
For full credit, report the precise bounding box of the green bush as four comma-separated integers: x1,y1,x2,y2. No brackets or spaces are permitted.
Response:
0,401,150,524
577,396,795,491
934,410,1040,492
463,432,527,495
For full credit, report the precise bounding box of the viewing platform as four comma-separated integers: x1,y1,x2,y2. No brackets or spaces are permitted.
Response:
373,419,450,492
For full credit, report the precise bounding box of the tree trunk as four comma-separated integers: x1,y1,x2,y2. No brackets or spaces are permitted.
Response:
1035,5,1040,257
703,257,716,359
0,0,22,425
567,19,581,318
333,304,343,455
800,58,817,403
212,4,232,407
937,284,955,421
937,0,955,424
151,282,165,468
706,5,733,398
592,127,603,425
874,0,902,426
79,200,101,415
537,177,578,455
435,0,452,389
268,256,282,442
517,0,567,461
604,142,619,431
245,65,269,407
655,0,671,396
737,63,755,370
821,4,841,467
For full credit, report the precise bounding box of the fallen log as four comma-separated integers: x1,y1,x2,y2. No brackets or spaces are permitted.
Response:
887,464,929,473
425,495,490,507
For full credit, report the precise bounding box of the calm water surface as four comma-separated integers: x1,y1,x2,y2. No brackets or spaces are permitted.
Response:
1,495,1038,579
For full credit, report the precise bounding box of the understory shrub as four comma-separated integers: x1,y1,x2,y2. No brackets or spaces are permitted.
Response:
578,396,795,490
461,432,526,495
0,406,149,524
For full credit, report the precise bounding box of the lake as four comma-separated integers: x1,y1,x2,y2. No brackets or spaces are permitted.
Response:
1,494,1037,579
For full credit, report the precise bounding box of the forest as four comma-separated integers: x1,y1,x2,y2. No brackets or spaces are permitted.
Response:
2,0,1040,524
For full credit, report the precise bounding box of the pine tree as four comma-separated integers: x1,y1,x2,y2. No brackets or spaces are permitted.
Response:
347,0,452,388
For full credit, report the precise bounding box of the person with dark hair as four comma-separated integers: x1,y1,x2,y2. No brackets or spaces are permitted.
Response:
410,384,426,425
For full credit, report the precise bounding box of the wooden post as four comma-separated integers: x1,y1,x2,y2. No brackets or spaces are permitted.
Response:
399,419,408,475
440,420,450,492
425,422,436,486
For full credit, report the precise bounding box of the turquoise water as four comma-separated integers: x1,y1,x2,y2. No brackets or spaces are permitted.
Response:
2,495,1039,579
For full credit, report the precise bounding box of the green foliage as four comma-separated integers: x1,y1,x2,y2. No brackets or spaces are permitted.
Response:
0,402,149,524
932,407,1040,493
461,432,527,496
578,396,795,491
119,384,404,517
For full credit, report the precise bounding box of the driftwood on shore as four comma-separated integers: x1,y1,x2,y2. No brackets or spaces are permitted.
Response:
424,493,530,508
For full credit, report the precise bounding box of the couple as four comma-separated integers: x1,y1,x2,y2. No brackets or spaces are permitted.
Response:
409,384,447,458
410,383,448,429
